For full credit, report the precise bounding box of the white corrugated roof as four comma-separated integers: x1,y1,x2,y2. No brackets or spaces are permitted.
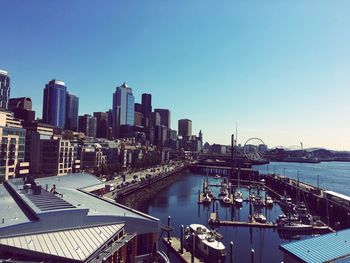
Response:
0,223,124,261
0,184,30,227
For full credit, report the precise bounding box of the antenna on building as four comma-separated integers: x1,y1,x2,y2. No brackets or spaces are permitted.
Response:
235,122,238,146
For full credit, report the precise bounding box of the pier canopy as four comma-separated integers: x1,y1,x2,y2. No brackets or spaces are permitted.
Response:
280,229,350,263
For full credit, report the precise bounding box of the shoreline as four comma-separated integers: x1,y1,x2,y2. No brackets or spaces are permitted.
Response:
117,169,188,212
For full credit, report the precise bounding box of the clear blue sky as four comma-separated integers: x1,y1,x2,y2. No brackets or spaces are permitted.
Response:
2,0,350,150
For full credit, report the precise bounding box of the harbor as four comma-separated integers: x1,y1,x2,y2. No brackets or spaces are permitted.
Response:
139,161,350,263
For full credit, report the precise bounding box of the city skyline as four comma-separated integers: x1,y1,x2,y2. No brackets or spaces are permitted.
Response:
2,1,350,150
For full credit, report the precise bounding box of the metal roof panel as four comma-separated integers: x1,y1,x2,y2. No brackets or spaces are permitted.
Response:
280,229,350,263
0,224,124,261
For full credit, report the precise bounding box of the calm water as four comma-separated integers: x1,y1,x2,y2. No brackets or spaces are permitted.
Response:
142,173,289,263
253,161,350,196
141,162,350,262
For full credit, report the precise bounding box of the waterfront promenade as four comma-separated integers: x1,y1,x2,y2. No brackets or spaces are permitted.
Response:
103,161,187,199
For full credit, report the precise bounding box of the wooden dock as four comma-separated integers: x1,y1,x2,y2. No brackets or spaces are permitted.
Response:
198,193,234,204
209,213,277,228
162,237,202,263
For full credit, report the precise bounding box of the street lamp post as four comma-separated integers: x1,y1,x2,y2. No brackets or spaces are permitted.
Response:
297,171,301,187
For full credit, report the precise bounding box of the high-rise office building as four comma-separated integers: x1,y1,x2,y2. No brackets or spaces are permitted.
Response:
178,119,192,137
141,93,152,127
94,112,109,138
42,79,67,129
0,70,10,110
40,137,74,176
112,83,135,138
8,97,32,111
155,109,171,129
135,103,142,113
23,121,53,175
8,97,35,123
150,112,161,127
134,103,143,127
134,111,142,127
65,93,79,131
78,114,97,138
0,110,26,181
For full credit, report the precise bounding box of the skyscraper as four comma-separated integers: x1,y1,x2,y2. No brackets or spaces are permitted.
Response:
65,93,79,131
0,70,10,110
141,93,152,127
134,103,143,127
178,119,192,137
155,108,171,129
112,83,135,138
8,97,35,123
42,79,67,129
0,111,26,181
78,114,97,138
94,112,109,138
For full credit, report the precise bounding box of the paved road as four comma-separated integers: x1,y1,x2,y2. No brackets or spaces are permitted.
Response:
103,162,186,199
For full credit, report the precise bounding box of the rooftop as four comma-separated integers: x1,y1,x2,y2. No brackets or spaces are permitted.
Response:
0,184,30,228
0,223,124,262
280,229,350,263
0,173,159,238
0,70,8,76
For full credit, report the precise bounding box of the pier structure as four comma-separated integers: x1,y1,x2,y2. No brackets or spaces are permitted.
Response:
260,173,350,229
190,163,350,230
190,164,259,179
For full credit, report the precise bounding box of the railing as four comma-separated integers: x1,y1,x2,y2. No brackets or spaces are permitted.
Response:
115,165,186,197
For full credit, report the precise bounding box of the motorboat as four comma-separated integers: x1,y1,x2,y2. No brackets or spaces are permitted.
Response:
249,193,256,202
277,221,313,232
218,187,228,200
276,213,299,225
205,188,214,198
221,178,228,188
185,224,226,262
280,195,293,207
296,201,313,224
253,211,267,223
265,195,274,207
222,194,232,205
202,193,212,204
214,174,221,179
296,201,307,214
234,191,243,205
253,195,264,207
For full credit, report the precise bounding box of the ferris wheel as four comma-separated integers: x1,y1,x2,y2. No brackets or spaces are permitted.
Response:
243,137,267,161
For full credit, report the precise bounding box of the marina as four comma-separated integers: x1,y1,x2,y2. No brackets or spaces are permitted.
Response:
141,161,350,263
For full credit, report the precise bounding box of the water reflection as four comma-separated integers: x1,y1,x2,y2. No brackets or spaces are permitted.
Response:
142,173,319,263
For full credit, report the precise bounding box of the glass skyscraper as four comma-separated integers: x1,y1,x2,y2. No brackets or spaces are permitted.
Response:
78,114,97,138
155,108,171,129
0,70,10,110
141,93,152,127
42,79,67,129
112,83,135,138
66,93,79,131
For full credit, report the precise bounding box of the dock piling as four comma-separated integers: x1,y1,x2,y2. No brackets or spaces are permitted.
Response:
251,249,255,263
180,225,184,254
230,241,234,263
216,202,219,221
191,232,195,263
167,216,171,242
